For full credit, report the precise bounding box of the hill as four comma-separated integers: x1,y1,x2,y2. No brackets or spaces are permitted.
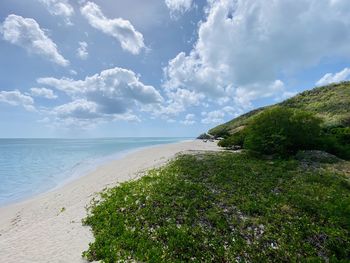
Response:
209,82,350,137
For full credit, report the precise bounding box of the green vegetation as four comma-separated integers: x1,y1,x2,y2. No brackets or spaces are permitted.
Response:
57,207,66,216
280,82,350,127
197,133,213,140
218,108,350,159
83,152,350,262
320,128,350,160
218,129,246,148
243,107,322,156
212,83,350,159
209,82,350,137
218,107,350,159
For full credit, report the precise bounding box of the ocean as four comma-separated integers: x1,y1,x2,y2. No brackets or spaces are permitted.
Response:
0,137,188,206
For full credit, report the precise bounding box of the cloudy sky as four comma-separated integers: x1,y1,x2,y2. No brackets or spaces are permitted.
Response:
1,0,350,138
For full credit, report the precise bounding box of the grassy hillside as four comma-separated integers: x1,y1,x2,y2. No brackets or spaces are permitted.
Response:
209,82,350,137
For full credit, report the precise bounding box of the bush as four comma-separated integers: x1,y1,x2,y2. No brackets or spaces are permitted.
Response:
218,129,246,148
329,127,350,144
197,133,212,140
243,107,322,156
212,129,231,139
319,133,350,160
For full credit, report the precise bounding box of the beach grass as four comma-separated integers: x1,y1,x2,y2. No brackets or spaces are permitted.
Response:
82,152,350,262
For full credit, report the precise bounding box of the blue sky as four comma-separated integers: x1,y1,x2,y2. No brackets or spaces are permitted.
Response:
0,0,350,138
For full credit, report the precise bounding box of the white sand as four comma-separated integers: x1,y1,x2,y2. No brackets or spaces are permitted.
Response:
0,140,220,263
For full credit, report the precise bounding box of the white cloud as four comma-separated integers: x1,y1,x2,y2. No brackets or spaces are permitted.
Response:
150,88,204,118
47,99,140,129
164,51,228,97
201,110,225,124
30,87,57,99
164,0,350,106
80,2,145,54
0,90,35,111
165,0,193,16
234,80,286,107
38,0,74,24
166,88,204,111
53,99,99,119
316,67,350,86
37,67,162,124
180,113,196,125
76,41,88,60
1,15,69,66
222,106,241,117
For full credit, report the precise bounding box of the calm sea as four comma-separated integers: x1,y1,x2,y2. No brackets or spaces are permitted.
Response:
0,137,189,206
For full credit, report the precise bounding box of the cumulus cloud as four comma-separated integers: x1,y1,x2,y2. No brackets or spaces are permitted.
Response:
0,90,35,111
53,99,99,119
76,41,88,60
180,113,196,125
1,15,69,66
234,80,286,107
38,0,74,24
37,67,162,124
47,99,141,129
164,0,350,106
80,2,145,54
30,87,57,99
148,88,204,119
316,68,350,86
222,106,242,117
165,0,193,16
165,88,204,112
201,110,225,124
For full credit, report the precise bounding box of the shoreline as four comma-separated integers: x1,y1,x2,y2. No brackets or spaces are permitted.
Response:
0,140,220,263
0,138,192,208
0,139,194,210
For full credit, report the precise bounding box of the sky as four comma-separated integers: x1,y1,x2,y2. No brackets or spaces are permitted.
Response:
0,0,350,138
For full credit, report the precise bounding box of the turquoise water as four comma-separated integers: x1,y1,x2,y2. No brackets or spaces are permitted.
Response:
0,138,188,206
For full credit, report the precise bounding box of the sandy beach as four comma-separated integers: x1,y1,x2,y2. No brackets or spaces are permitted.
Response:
0,140,220,263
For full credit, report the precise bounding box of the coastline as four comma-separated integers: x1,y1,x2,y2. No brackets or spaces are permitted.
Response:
0,140,220,263
48,139,193,203
0,137,191,207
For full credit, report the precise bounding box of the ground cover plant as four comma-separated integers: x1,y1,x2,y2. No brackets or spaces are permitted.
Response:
83,152,350,262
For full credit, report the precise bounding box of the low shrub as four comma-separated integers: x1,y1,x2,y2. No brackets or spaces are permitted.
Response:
197,133,212,140
218,129,246,148
329,127,350,144
319,134,350,160
212,129,230,139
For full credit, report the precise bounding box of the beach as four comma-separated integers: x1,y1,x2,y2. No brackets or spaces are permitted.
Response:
0,140,220,263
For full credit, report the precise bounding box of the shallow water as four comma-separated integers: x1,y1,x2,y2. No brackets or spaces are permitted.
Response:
0,137,188,206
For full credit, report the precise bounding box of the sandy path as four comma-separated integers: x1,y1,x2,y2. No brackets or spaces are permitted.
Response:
0,140,220,263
